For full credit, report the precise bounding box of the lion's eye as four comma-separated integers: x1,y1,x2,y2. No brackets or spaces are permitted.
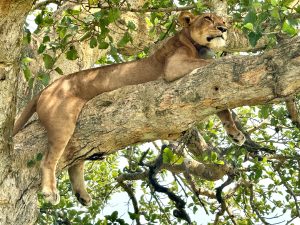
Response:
204,16,213,22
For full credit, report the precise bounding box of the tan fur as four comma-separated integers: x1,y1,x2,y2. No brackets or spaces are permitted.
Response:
13,12,245,206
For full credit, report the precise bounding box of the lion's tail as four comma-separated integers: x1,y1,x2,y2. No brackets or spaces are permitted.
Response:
13,93,41,136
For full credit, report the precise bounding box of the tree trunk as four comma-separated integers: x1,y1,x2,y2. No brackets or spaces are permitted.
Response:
0,1,36,225
14,37,300,172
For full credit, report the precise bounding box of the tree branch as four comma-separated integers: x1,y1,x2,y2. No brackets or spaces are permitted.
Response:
13,37,300,175
117,181,141,225
89,5,197,13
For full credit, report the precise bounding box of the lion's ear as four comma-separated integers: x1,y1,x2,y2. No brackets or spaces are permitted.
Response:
178,11,196,27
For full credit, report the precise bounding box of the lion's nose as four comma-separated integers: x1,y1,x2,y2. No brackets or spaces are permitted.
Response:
217,26,227,33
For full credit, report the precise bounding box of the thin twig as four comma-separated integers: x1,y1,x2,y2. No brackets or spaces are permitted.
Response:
276,169,300,218
183,171,210,214
118,181,141,225
249,184,271,225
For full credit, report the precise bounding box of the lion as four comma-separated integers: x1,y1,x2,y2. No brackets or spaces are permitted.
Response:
13,11,245,206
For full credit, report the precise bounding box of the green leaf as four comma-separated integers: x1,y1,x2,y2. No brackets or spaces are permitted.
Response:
99,27,109,39
211,152,218,162
259,105,270,119
89,36,98,48
243,22,254,31
262,157,268,163
36,153,43,161
193,205,198,214
108,8,120,23
28,77,34,89
23,66,31,81
58,27,67,39
258,11,269,23
270,117,278,126
66,46,78,60
27,160,35,168
35,13,43,25
173,156,184,164
270,8,280,20
22,57,33,64
128,212,139,220
216,160,225,165
111,211,118,221
65,8,81,16
244,10,257,24
282,20,297,36
248,31,262,47
117,32,132,47
196,1,205,10
42,54,54,69
43,35,50,43
98,41,109,49
88,0,98,5
127,21,136,30
23,28,31,44
38,72,50,86
96,56,108,64
43,16,54,26
93,11,102,20
55,67,64,75
110,45,121,62
255,168,263,180
38,44,46,54
145,17,153,27
162,147,174,163
271,0,278,6
252,2,262,9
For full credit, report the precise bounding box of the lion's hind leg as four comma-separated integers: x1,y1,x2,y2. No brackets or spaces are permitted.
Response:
38,98,86,205
217,109,246,146
41,123,77,205
68,161,92,206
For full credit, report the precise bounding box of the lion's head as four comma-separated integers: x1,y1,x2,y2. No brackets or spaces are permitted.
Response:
179,12,227,50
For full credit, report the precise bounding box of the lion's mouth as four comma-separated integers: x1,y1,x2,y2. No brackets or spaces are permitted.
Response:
207,35,224,42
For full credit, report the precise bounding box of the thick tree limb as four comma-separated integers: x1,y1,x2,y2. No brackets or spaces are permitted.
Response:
13,37,300,175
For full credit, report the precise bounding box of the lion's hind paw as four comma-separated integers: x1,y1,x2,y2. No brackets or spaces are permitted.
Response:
42,188,60,205
228,131,246,146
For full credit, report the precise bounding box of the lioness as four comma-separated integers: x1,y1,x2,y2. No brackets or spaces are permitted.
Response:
13,11,245,206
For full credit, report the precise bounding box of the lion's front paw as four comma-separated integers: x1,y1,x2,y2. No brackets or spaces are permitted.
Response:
228,131,246,146
75,192,92,206
42,187,60,205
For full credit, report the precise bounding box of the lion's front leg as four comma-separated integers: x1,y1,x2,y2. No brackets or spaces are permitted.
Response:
163,47,210,82
217,109,245,146
68,161,92,206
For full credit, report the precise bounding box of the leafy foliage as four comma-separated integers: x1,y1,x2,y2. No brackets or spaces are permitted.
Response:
21,0,300,224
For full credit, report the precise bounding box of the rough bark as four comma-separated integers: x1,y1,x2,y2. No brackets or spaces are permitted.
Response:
13,37,300,178
0,1,36,225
